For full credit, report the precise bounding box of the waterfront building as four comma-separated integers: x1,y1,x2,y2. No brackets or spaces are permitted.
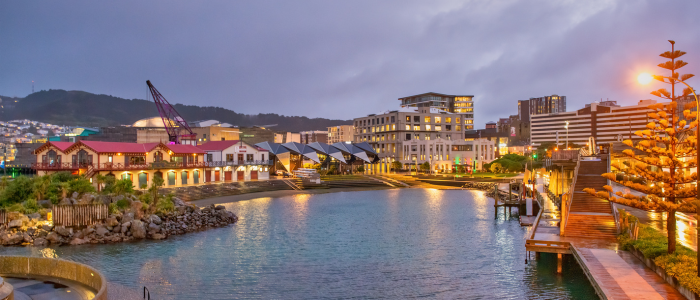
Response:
198,140,270,181
530,100,662,148
33,140,206,188
353,107,479,173
239,126,277,145
299,130,328,144
256,141,378,174
327,125,354,144
464,121,511,158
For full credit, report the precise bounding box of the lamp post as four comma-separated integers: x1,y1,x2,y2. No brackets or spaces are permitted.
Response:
639,71,699,275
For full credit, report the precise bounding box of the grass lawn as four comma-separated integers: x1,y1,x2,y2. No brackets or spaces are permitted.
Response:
455,172,519,178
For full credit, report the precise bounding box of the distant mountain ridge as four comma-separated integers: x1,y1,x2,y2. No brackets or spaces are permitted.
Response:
0,90,351,132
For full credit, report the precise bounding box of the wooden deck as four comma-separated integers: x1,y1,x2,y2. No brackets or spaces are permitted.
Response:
526,178,686,300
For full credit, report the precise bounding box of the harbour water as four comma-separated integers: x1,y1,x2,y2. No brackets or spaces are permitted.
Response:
3,189,598,299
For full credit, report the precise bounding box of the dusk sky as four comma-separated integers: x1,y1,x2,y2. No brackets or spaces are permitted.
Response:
1,0,698,126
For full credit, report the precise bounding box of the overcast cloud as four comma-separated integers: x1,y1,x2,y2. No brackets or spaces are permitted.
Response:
1,0,698,126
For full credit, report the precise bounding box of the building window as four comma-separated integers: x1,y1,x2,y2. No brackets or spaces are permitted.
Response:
465,119,473,124
405,133,411,140
246,154,254,161
446,117,452,123
207,154,213,162
391,116,395,122
456,125,461,131
226,154,234,161
392,124,396,130
413,116,420,122
435,117,441,124
413,125,420,131
424,116,430,123
446,125,451,131
406,116,411,122
405,125,410,130
425,125,431,131
456,117,461,124
425,135,431,141
435,126,442,131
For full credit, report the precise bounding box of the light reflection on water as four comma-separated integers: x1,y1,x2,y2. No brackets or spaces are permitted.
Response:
3,189,597,299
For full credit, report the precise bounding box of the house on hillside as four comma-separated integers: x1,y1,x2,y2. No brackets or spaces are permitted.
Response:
197,140,271,181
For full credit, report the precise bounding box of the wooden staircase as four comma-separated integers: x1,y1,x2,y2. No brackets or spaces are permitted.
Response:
564,159,618,240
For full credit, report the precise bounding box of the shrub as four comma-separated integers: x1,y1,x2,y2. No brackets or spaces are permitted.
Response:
355,166,364,173
0,176,35,206
116,199,130,210
23,199,40,214
51,172,76,183
68,177,95,196
108,203,119,214
490,163,502,174
157,194,176,213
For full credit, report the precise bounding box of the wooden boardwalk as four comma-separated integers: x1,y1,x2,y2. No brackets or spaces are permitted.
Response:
526,178,686,300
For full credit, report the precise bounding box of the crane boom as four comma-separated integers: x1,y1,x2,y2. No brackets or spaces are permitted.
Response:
146,80,196,144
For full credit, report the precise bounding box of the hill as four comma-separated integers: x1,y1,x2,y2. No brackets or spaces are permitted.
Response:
0,90,351,132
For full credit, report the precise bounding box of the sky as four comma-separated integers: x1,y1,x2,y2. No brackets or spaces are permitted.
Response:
1,0,699,127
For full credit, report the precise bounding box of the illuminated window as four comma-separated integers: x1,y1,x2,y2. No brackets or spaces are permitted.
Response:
466,125,474,130
465,119,473,124
381,125,385,131
371,127,375,133
445,117,451,123
405,125,410,130
435,126,442,131
456,125,461,131
465,108,473,112
424,116,430,123
392,124,396,130
406,116,410,121
456,117,461,124
435,117,441,123
425,135,431,140
426,125,432,131
413,125,420,131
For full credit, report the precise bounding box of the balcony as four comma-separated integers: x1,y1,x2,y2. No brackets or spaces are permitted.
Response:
204,160,274,167
33,160,274,171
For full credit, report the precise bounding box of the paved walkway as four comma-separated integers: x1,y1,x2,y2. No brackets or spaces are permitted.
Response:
527,178,686,300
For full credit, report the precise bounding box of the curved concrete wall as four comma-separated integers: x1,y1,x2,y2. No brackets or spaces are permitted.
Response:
0,256,107,300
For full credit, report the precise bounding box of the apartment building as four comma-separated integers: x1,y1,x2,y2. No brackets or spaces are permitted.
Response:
299,130,328,144
398,92,475,128
327,125,354,144
518,95,566,123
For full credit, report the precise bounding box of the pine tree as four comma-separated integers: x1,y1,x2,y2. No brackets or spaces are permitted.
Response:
585,41,696,254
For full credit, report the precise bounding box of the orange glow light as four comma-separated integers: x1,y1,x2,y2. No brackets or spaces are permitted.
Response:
638,73,653,85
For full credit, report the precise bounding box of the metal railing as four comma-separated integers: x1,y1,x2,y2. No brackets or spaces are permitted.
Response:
204,160,273,167
562,152,581,235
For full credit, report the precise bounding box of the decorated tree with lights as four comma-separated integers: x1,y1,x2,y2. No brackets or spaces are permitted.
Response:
585,41,696,254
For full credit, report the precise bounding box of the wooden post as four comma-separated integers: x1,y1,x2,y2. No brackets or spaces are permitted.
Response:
557,253,563,274
561,193,567,236
535,252,540,260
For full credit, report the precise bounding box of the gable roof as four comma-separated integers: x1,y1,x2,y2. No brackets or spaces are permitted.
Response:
33,141,74,154
197,140,240,151
162,143,205,154
79,141,158,153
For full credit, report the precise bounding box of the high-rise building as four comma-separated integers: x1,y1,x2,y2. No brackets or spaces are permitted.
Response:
518,95,566,122
300,130,328,144
327,125,354,144
398,93,474,128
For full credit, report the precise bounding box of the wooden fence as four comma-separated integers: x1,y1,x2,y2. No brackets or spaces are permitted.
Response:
52,204,108,227
0,210,6,225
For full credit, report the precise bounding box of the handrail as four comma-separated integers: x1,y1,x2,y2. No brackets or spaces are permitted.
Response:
528,205,545,240
562,152,581,235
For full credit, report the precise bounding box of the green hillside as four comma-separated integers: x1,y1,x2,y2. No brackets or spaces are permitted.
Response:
0,90,351,132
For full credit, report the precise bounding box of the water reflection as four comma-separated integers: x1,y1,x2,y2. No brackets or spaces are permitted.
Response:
3,189,597,299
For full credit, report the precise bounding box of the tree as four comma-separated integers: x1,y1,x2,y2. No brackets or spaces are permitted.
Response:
420,162,431,172
355,166,364,173
586,41,696,254
490,162,503,174
149,175,165,213
391,161,403,172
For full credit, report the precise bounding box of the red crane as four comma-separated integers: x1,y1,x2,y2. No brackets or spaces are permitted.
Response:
146,80,197,145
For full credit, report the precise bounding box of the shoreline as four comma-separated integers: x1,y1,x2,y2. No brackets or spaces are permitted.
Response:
190,186,397,206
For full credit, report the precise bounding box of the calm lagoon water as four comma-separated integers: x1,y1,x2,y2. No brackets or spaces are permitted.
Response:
4,189,598,299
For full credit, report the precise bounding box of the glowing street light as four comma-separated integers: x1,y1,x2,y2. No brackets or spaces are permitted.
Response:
637,72,653,85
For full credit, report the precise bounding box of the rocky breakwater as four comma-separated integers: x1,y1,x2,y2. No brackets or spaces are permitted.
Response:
0,199,238,247
463,182,515,200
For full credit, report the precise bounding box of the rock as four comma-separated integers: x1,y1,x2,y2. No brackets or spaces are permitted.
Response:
112,194,125,204
54,226,72,237
122,213,134,223
121,222,131,233
173,197,187,207
46,232,62,244
27,212,41,220
148,223,160,233
74,230,85,239
33,238,48,246
176,206,187,214
7,211,20,220
148,214,162,225
106,217,119,227
151,233,166,240
130,220,146,239
38,200,53,208
72,192,79,199
42,224,54,231
59,197,73,205
8,219,22,228
97,195,111,205
77,193,94,205
22,233,32,243
95,226,110,236
215,205,226,210
70,238,87,245
131,201,143,218
2,233,23,245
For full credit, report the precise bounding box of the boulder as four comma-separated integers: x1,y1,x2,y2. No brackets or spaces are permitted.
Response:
72,192,79,199
151,233,166,240
41,224,54,232
131,201,144,218
130,220,146,239
148,214,162,225
2,233,23,245
95,226,110,237
122,213,134,223
77,194,94,205
148,223,160,233
215,205,226,210
22,233,32,243
46,232,62,244
33,238,48,246
38,200,53,208
173,197,187,207
74,230,85,239
69,238,88,245
7,219,22,228
54,226,72,237
58,197,73,205
27,212,41,220
97,195,111,205
105,217,120,227
112,194,125,204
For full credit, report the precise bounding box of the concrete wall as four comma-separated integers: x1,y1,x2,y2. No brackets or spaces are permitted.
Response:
0,256,107,300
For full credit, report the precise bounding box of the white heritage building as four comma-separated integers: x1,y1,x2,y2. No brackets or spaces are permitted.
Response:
198,140,271,181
